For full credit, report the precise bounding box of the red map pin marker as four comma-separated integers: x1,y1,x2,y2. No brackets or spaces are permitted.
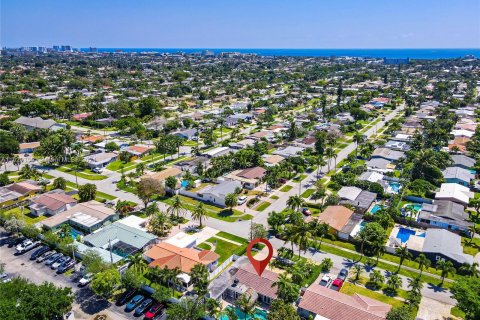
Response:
246,238,273,277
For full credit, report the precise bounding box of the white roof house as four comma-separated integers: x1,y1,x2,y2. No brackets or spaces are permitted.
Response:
164,232,197,248
435,183,474,206
337,186,362,201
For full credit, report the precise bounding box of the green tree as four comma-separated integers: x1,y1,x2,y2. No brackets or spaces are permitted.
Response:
436,260,456,285
0,277,73,320
137,177,165,209
165,176,178,193
386,274,403,293
90,268,121,298
121,268,144,289
352,263,363,283
192,202,207,228
394,245,413,272
320,257,333,272
368,270,384,290
267,299,301,320
78,183,97,202
224,193,238,213
451,277,480,320
286,195,304,212
81,249,110,274
0,130,20,155
167,195,185,220
52,177,67,190
0,172,10,186
385,306,412,320
271,273,299,303
414,254,431,276
236,293,257,320
71,155,86,189
136,162,146,176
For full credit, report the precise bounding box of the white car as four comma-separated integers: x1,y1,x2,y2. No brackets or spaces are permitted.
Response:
16,240,39,254
78,273,94,287
237,196,247,205
319,274,333,287
1,273,11,283
92,168,103,174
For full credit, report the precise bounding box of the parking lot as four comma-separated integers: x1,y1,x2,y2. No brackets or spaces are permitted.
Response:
0,232,131,320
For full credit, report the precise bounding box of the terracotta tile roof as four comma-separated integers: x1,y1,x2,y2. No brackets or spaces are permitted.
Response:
80,135,106,143
31,192,77,211
238,167,267,180
313,206,354,232
19,141,41,149
298,284,391,320
126,145,154,155
232,263,278,299
5,182,41,195
144,167,182,182
146,242,219,273
264,154,285,165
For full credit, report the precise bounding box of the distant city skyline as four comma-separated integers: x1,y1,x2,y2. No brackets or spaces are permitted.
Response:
2,0,480,49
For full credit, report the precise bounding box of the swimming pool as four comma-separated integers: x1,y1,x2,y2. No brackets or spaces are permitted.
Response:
396,227,416,243
389,182,401,193
405,203,422,211
370,204,384,214
220,306,268,320
69,228,83,240
181,180,189,188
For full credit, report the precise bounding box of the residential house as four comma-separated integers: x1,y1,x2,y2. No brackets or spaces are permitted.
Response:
41,200,118,233
202,147,233,158
174,129,197,140
14,116,66,131
18,141,40,154
406,228,474,268
0,181,42,209
448,137,471,153
83,219,157,257
262,154,285,167
93,139,129,150
338,186,377,213
72,112,93,121
307,206,361,240
371,148,405,162
418,200,473,233
125,144,154,158
442,167,474,186
298,284,391,320
29,190,77,216
79,135,106,145
435,183,474,206
181,180,242,207
174,157,209,173
365,158,392,172
229,139,256,150
451,155,475,170
85,152,117,169
384,140,410,151
144,167,183,186
223,263,278,306
225,167,266,190
272,146,304,158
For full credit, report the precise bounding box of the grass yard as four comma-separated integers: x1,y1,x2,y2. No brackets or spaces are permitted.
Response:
292,174,307,182
161,195,253,222
462,237,480,256
215,231,248,244
450,307,466,319
270,195,279,200
301,189,315,198
341,282,404,308
106,160,135,172
56,166,107,180
201,236,244,264
197,242,212,250
1,207,47,225
279,185,293,192
255,201,271,212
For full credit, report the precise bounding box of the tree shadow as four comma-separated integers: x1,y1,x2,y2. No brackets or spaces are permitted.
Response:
427,282,447,293
77,289,111,315
342,258,357,269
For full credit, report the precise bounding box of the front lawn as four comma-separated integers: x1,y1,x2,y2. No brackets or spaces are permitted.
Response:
1,207,47,225
215,231,248,244
279,185,293,192
56,166,107,180
341,282,404,309
200,236,245,264
301,189,314,198
255,201,271,212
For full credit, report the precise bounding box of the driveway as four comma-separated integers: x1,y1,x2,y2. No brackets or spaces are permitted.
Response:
417,296,455,320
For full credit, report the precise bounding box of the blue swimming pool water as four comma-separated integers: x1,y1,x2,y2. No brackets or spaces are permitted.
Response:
181,180,189,188
406,204,422,211
396,227,416,243
220,306,268,320
389,182,401,193
371,204,384,214
69,228,83,240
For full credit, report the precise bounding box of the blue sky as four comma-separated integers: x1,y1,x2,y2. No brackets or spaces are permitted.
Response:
2,0,480,48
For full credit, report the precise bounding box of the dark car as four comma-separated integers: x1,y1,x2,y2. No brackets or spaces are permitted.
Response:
338,268,349,281
116,288,137,306
133,298,153,317
30,245,50,260
37,250,56,263
125,294,144,312
45,253,62,266
8,236,26,248
57,259,76,274
144,302,165,319
302,208,312,216
330,278,344,291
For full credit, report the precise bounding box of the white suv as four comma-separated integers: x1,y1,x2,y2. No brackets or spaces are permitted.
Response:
319,274,333,287
237,196,247,205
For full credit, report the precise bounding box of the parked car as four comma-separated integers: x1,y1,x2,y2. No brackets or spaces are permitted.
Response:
1,273,11,283
78,273,94,287
330,278,344,291
45,253,63,266
319,275,333,287
116,288,137,306
92,167,103,174
51,256,70,270
8,236,26,248
16,239,39,254
57,259,76,274
302,208,312,216
144,302,165,319
237,195,247,205
30,245,50,260
37,250,56,263
133,298,153,317
125,294,144,312
337,268,349,281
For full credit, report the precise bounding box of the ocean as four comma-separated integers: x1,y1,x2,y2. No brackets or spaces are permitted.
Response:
81,48,480,59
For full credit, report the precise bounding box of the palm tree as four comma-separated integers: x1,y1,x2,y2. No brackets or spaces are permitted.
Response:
167,195,185,220
415,254,431,276
352,264,363,283
221,307,239,320
291,222,312,257
205,298,221,319
315,222,329,251
387,274,403,292
169,267,182,295
368,270,385,289
373,241,386,265
192,202,207,227
436,260,456,285
271,273,292,301
136,162,146,176
325,147,335,172
316,154,326,178
286,195,304,212
12,155,22,170
71,156,86,189
356,229,370,261
407,277,423,293
127,253,146,273
236,294,256,320
395,245,412,272
283,225,296,253
224,193,238,214
459,262,479,278
353,133,365,158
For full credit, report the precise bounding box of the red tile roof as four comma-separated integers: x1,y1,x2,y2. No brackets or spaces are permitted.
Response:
298,284,391,320
31,192,77,211
238,167,267,180
233,263,278,299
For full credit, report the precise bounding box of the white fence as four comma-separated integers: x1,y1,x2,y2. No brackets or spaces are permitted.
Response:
209,255,235,280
